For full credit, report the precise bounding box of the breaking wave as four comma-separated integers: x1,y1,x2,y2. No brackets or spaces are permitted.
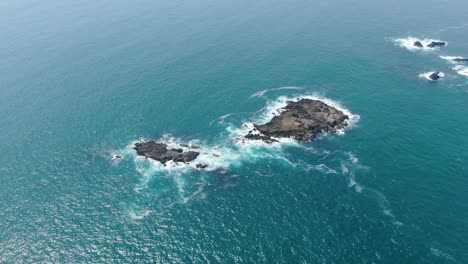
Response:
440,56,464,64
452,65,468,77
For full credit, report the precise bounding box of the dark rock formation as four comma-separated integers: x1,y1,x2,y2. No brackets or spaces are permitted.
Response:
414,41,424,48
428,72,443,81
134,141,200,164
244,132,278,143
452,58,468,62
245,99,348,142
196,163,208,169
427,41,446,48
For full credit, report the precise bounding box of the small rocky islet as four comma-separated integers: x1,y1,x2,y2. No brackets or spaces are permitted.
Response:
245,98,349,142
132,98,349,167
133,141,200,164
413,40,447,48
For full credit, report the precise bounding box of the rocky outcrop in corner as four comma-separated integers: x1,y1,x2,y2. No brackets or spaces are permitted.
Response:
133,140,199,164
245,99,349,142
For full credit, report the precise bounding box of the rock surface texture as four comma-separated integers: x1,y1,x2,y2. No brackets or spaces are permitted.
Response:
134,141,200,164
246,99,349,142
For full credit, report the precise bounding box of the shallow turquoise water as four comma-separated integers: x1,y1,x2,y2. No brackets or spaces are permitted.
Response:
1,0,468,263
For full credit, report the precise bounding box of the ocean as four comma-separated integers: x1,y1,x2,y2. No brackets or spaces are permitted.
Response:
1,0,468,263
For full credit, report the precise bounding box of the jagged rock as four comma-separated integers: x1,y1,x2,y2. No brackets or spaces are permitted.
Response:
414,41,424,48
196,163,208,169
427,41,446,48
452,58,468,62
245,99,348,142
133,141,199,164
428,72,443,81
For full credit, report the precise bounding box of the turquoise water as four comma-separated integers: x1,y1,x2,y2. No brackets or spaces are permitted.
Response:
1,0,468,262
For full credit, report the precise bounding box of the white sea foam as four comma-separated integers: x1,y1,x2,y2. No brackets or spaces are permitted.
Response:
430,248,455,261
347,152,359,164
348,172,362,193
418,71,445,81
393,37,447,51
208,112,252,126
127,207,152,220
340,163,349,174
341,153,364,193
440,55,464,64
453,65,468,77
250,86,304,98
305,164,338,174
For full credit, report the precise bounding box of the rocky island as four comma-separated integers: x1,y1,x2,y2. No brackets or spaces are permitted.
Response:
133,140,200,164
245,99,349,142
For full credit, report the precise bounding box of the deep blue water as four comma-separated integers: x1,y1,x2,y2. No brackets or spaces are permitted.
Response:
1,0,468,263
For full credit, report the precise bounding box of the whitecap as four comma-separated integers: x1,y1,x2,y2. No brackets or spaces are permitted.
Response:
440,55,464,64
347,152,359,164
208,111,252,126
453,65,468,77
348,172,362,193
180,182,207,204
340,163,349,174
250,86,303,98
127,207,152,220
305,164,338,174
430,247,455,261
